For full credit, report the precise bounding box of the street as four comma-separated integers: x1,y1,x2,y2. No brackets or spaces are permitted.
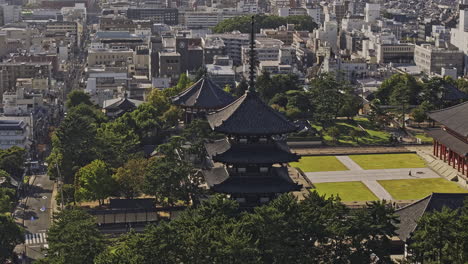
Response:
14,173,55,262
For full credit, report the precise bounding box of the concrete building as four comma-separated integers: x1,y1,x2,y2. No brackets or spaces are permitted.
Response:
375,43,415,64
202,37,226,64
204,32,251,65
206,55,235,89
0,4,21,25
126,8,178,25
87,47,134,67
0,120,30,150
3,88,43,116
159,50,181,81
364,3,380,23
414,43,464,76
450,8,468,74
0,62,52,98
184,10,242,29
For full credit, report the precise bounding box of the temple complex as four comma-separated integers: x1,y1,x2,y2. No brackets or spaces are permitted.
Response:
427,101,468,179
171,77,234,123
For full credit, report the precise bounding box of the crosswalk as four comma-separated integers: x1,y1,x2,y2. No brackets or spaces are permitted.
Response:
25,233,47,245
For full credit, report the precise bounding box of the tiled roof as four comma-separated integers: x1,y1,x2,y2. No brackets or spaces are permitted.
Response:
203,165,301,194
395,193,468,242
427,128,468,156
206,91,297,135
428,101,468,137
171,77,234,109
205,138,299,164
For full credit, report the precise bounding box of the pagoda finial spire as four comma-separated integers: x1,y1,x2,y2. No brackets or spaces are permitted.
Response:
248,15,256,92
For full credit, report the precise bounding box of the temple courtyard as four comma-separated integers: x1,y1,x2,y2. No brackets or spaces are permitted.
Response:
291,153,468,202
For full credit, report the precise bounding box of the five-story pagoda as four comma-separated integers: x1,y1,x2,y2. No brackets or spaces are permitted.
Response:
202,17,302,206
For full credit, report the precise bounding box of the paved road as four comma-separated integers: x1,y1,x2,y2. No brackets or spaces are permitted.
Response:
14,174,54,262
305,168,440,183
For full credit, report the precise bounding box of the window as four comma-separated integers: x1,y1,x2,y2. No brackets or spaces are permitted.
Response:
238,167,246,173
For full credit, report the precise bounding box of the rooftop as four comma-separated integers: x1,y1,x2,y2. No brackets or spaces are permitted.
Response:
172,77,234,109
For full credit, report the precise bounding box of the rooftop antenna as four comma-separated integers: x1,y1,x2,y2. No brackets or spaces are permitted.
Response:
248,15,257,92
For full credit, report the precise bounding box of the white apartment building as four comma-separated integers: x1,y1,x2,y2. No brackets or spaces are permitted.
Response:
2,89,43,116
450,8,468,74
364,3,380,23
0,120,30,150
184,9,244,29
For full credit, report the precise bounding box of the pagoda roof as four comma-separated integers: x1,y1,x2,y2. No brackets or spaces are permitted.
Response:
427,128,468,156
203,166,301,194
103,96,143,111
395,193,468,242
206,91,298,135
205,138,299,164
171,77,234,109
441,83,468,101
427,101,468,137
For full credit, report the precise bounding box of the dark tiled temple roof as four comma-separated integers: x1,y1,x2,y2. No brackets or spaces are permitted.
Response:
171,77,234,109
428,101,468,137
103,96,143,111
203,166,301,194
396,193,468,242
441,83,468,101
427,128,468,156
206,91,298,135
205,138,299,164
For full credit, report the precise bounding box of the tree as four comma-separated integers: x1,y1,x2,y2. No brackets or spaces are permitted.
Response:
257,73,300,102
144,156,201,206
0,186,16,213
44,208,104,264
65,90,93,109
75,160,115,205
0,214,23,262
411,106,427,125
327,126,340,143
456,77,468,94
49,111,98,183
235,78,249,96
350,129,365,143
309,73,345,124
113,158,149,199
375,74,421,106
0,147,26,177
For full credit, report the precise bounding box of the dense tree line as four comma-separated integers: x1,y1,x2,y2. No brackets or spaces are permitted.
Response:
47,75,207,206
0,147,26,262
213,14,318,33
373,74,468,125
41,193,400,264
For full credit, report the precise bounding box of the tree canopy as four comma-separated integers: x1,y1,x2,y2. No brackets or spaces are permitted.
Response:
213,14,318,33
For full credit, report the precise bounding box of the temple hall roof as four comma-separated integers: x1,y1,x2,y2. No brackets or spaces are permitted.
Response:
171,77,234,109
203,165,301,194
205,138,299,164
396,193,468,242
206,91,298,135
427,128,468,156
428,101,468,137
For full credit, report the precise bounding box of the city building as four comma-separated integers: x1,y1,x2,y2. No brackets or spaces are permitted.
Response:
414,43,464,76
206,55,236,89
0,120,30,150
126,8,178,25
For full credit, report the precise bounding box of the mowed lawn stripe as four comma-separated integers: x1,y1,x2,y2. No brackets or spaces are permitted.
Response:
378,178,468,200
290,156,348,172
349,153,426,170
311,181,378,202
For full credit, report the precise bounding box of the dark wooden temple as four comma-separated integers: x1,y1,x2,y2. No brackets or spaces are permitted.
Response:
171,77,234,123
192,17,302,206
203,90,302,206
427,101,468,177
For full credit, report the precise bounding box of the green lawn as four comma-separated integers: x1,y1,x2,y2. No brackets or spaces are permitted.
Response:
311,181,378,202
415,133,433,143
290,156,348,172
379,178,468,200
311,117,391,146
349,153,426,170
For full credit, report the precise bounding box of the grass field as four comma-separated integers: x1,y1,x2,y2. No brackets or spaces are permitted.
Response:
415,133,433,143
311,117,391,146
290,156,348,172
349,153,426,170
311,181,378,202
378,178,468,200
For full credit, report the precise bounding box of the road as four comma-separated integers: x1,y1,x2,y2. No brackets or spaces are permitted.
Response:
14,174,55,262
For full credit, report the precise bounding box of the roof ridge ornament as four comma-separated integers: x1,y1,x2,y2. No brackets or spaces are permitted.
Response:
248,15,256,93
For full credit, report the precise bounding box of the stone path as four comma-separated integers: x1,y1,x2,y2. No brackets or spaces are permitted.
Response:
305,168,439,183
406,146,468,188
306,158,440,200
362,180,393,201
290,145,412,156
335,156,363,170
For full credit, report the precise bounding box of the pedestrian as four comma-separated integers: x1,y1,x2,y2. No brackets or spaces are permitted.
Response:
408,170,412,176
